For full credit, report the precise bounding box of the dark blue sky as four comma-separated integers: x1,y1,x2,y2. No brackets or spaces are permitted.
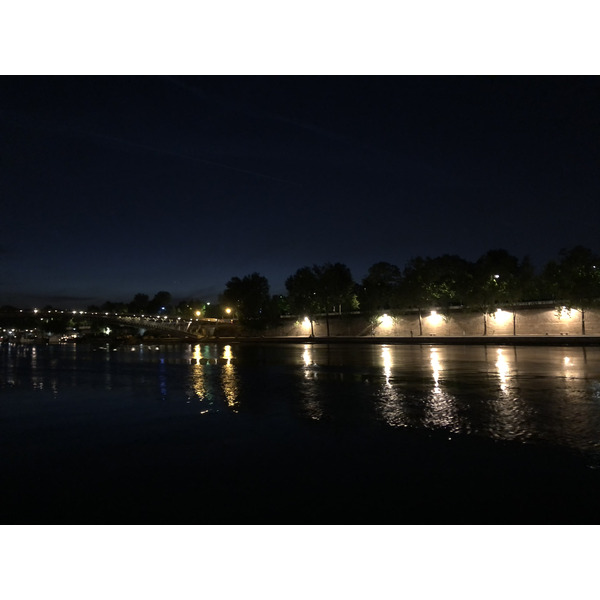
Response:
2,75,600,308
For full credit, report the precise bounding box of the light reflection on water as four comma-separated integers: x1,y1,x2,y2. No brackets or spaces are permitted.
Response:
382,345,392,386
189,344,240,412
423,347,460,433
191,344,208,400
3,342,600,457
300,344,323,420
220,345,240,411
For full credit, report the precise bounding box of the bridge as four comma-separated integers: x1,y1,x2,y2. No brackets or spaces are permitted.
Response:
0,309,238,341
104,314,236,339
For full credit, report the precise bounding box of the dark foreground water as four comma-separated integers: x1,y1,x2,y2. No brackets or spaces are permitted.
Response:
2,341,600,524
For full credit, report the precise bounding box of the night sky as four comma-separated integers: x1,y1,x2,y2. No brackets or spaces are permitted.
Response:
2,75,600,308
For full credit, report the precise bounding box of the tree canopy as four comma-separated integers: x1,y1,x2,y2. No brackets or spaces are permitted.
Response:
221,272,271,329
358,262,403,316
55,245,600,338
540,246,600,334
286,263,355,335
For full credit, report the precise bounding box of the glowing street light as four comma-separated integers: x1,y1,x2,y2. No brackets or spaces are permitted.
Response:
560,306,573,320
379,314,393,329
494,308,512,325
428,310,443,326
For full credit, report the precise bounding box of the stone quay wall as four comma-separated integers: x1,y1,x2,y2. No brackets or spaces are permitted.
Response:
264,305,600,338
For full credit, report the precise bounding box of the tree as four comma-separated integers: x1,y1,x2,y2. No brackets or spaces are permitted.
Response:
175,298,207,319
358,262,403,317
315,263,355,336
401,255,472,335
262,294,286,329
540,246,600,335
221,272,271,329
286,263,355,336
129,293,150,315
0,305,30,330
274,294,290,316
100,301,128,315
41,313,73,335
464,249,534,335
147,291,172,315
285,266,321,337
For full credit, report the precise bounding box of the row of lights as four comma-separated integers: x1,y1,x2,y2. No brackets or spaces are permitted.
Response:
20,305,578,330
377,307,577,329
301,306,577,332
26,305,233,320
379,311,445,329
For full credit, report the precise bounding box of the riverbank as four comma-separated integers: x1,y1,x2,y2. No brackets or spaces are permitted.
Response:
8,333,600,348
78,334,600,347
231,335,600,346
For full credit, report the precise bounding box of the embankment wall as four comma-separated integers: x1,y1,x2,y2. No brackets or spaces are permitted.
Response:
263,306,600,338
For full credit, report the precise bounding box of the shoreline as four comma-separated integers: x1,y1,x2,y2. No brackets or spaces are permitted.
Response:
230,334,600,346
6,334,600,348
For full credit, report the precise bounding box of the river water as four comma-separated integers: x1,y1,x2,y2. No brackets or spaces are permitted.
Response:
2,341,600,523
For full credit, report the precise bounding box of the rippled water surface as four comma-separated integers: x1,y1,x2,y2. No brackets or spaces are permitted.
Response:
3,341,600,457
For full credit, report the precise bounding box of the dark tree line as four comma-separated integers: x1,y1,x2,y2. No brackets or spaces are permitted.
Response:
0,305,75,335
75,246,600,336
220,272,281,332
87,291,218,319
220,246,600,335
285,263,356,336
